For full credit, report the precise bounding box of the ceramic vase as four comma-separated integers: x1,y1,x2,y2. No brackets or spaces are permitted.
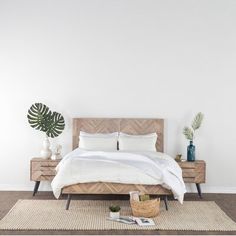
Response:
40,136,52,159
187,140,195,162
51,145,62,160
51,153,62,160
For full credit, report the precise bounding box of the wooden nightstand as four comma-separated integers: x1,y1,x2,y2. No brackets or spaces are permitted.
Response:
30,158,61,196
178,160,206,198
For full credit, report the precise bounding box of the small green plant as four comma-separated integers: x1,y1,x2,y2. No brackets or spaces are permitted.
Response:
27,103,65,138
183,112,204,141
109,205,121,212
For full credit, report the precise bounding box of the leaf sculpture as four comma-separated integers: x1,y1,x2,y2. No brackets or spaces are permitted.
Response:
183,126,194,141
27,103,65,138
192,112,204,131
183,112,204,141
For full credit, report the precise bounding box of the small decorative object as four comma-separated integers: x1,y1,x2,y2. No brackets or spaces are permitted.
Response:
51,145,62,160
175,154,182,162
109,205,121,219
27,103,65,159
183,112,204,162
129,191,140,201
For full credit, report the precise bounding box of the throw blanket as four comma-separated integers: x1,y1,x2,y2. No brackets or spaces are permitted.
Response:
51,149,186,203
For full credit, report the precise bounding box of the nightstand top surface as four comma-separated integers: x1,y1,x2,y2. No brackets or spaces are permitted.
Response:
178,160,205,163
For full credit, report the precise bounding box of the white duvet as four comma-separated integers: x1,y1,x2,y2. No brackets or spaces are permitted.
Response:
51,149,186,203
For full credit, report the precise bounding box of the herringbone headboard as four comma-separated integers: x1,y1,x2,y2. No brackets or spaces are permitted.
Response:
72,118,164,152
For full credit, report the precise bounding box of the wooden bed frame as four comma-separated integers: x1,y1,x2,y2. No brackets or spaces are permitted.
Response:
63,118,172,210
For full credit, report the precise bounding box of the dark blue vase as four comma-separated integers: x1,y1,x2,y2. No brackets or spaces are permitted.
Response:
187,141,195,162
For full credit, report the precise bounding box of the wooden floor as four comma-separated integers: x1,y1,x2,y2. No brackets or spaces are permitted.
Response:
0,191,235,235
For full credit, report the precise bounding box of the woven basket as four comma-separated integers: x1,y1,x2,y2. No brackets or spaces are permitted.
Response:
130,198,160,218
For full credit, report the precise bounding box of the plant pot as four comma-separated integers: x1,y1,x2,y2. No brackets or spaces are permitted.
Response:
40,136,52,159
109,211,120,219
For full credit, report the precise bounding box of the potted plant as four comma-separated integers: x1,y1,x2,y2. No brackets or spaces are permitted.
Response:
109,205,121,219
27,103,65,159
183,112,204,162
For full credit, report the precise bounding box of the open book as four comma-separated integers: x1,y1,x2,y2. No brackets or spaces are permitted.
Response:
107,216,155,226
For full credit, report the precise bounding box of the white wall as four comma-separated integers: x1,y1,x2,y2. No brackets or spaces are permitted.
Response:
0,0,236,193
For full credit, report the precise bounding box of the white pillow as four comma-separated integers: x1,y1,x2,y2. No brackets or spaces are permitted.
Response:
79,131,118,151
118,132,157,152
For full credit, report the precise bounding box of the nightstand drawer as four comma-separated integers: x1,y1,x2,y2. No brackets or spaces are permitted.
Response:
178,161,196,168
31,170,56,180
40,170,56,176
183,177,195,183
182,168,196,178
40,162,59,167
40,166,57,171
31,160,60,171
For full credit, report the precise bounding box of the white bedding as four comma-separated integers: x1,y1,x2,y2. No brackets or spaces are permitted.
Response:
51,149,186,203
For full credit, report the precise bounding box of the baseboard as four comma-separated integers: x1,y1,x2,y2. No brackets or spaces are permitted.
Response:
186,185,236,194
203,186,236,193
0,185,34,191
0,183,51,191
0,184,236,193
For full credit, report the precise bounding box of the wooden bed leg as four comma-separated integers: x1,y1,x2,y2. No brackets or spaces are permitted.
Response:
66,194,72,210
164,195,168,211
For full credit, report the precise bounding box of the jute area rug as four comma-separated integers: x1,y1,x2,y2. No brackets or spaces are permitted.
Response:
0,200,236,231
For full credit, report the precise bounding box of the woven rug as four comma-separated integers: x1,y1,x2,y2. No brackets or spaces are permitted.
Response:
0,200,236,231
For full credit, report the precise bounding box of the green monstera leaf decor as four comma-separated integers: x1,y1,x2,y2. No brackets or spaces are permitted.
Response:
27,103,65,138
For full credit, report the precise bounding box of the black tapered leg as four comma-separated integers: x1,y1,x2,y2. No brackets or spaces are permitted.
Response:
164,195,168,211
33,181,40,196
196,183,202,198
66,194,72,210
